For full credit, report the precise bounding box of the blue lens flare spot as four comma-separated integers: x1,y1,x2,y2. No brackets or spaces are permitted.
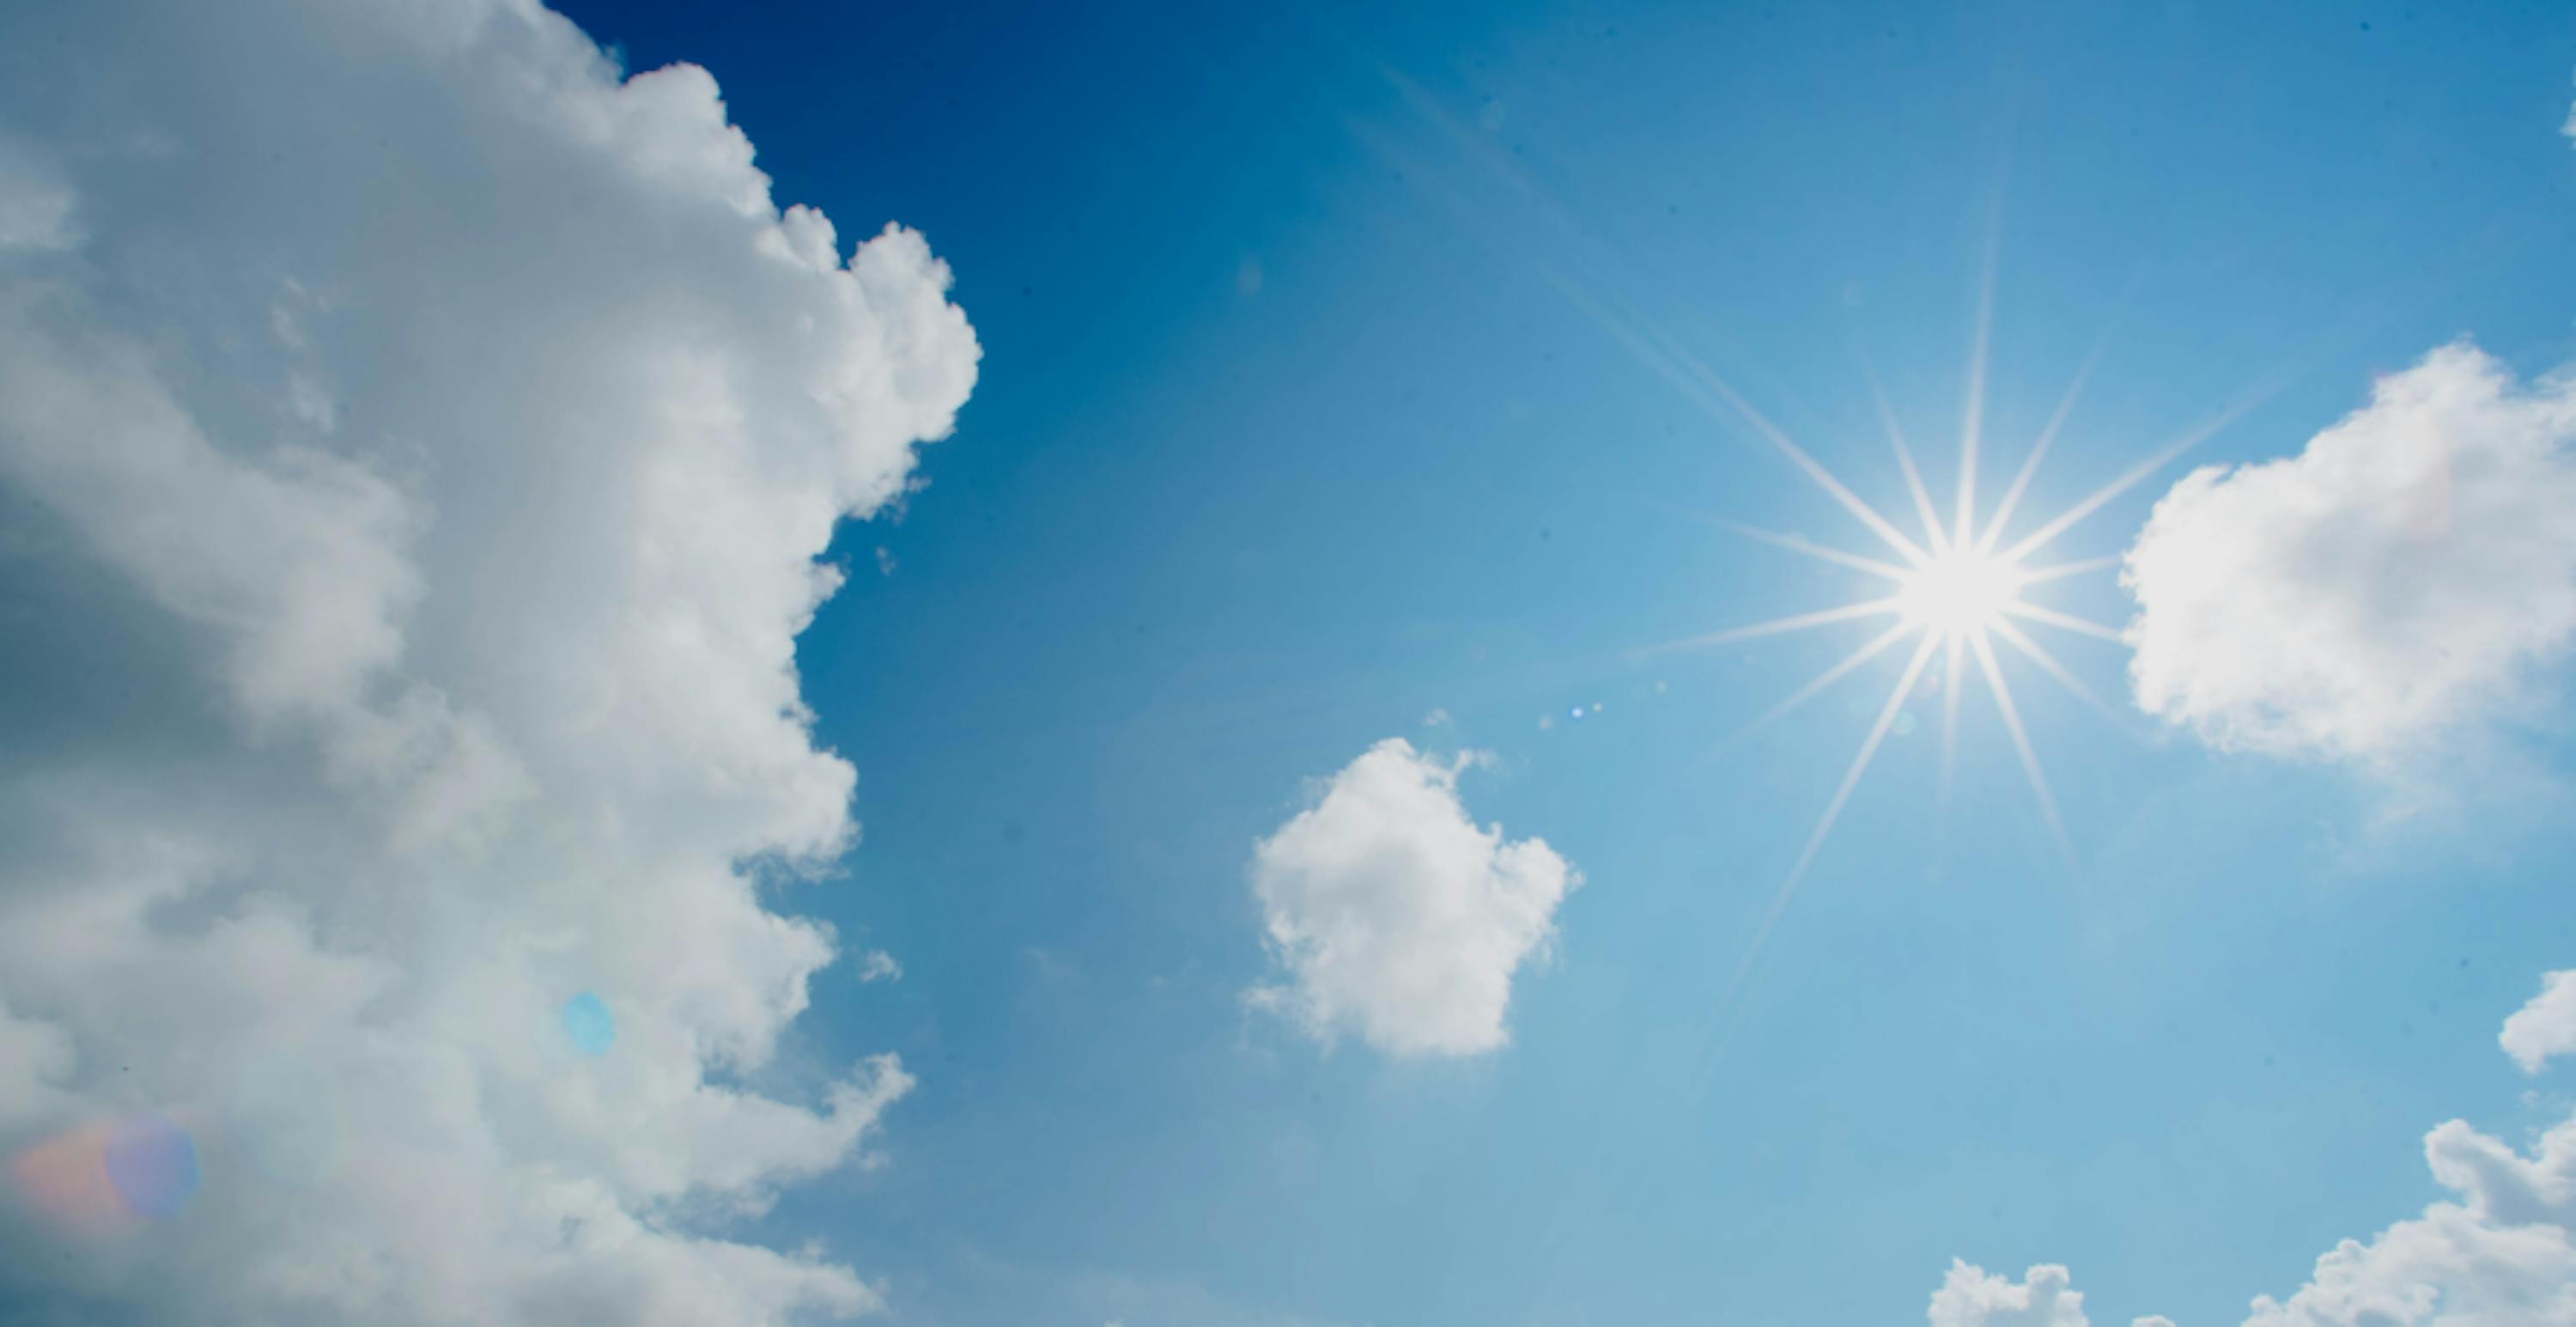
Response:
562,992,616,1056
101,1114,198,1219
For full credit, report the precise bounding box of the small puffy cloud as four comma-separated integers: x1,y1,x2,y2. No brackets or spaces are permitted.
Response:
2502,970,2576,1074
1249,739,1578,1056
2123,342,2576,765
855,950,904,983
0,0,975,1322
1929,1261,2164,1327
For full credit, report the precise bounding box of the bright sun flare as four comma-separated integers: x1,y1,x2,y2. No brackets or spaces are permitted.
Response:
1897,548,2026,637
1642,295,2253,1034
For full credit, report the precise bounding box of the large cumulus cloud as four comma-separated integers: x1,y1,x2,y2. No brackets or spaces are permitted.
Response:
0,0,975,1323
1248,739,1578,1057
2122,342,2576,767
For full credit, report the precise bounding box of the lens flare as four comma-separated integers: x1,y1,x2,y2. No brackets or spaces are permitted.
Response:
9,1112,202,1231
10,1124,125,1232
562,991,616,1056
102,1113,199,1218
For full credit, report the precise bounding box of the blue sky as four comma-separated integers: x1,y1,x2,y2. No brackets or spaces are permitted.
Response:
571,2,2576,1321
7,2,2576,1325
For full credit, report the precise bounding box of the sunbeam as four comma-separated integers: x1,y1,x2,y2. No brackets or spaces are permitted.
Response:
1647,597,1905,654
1732,620,1919,742
2000,600,2125,642
1654,331,1935,568
1789,633,1944,893
1988,615,2119,722
1971,630,2074,865
1939,632,1965,807
1978,280,2138,554
1954,240,1996,551
1997,384,2278,563
1979,344,2095,554
1868,364,1953,559
2017,553,2123,587
1704,518,1914,581
1711,632,1942,1026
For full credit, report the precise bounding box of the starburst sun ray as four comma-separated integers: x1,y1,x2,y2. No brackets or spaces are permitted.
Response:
2016,553,2123,587
1866,362,1953,558
1987,615,2120,722
1729,619,1919,744
1971,630,2075,868
1676,290,2269,1055
1646,597,1905,655
1703,517,1913,581
2000,600,2124,642
1953,240,1997,551
1710,632,1941,1025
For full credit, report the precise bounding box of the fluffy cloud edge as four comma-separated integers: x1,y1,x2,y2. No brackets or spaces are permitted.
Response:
1247,738,1579,1058
2123,340,2576,769
1929,1259,2175,1327
2501,969,2576,1074
0,0,975,1321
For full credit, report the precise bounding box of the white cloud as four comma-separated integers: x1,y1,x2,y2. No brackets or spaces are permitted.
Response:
0,0,975,1323
856,950,904,983
1941,974,2576,1327
1248,739,1577,1057
1930,1262,2090,1327
1929,1261,2170,1327
2502,970,2576,1074
2123,341,2576,766
2237,1112,2576,1326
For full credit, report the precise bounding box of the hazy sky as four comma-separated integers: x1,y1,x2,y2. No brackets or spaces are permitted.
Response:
6,3,2576,1325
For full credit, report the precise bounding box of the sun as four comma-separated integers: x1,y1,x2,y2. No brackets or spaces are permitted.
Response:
1625,286,2272,1042
1898,547,2026,638
1561,228,2279,1050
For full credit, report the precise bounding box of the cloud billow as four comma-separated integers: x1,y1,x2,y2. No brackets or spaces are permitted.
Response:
1929,1260,2174,1327
0,0,976,1322
1249,739,1579,1058
2123,342,2576,768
